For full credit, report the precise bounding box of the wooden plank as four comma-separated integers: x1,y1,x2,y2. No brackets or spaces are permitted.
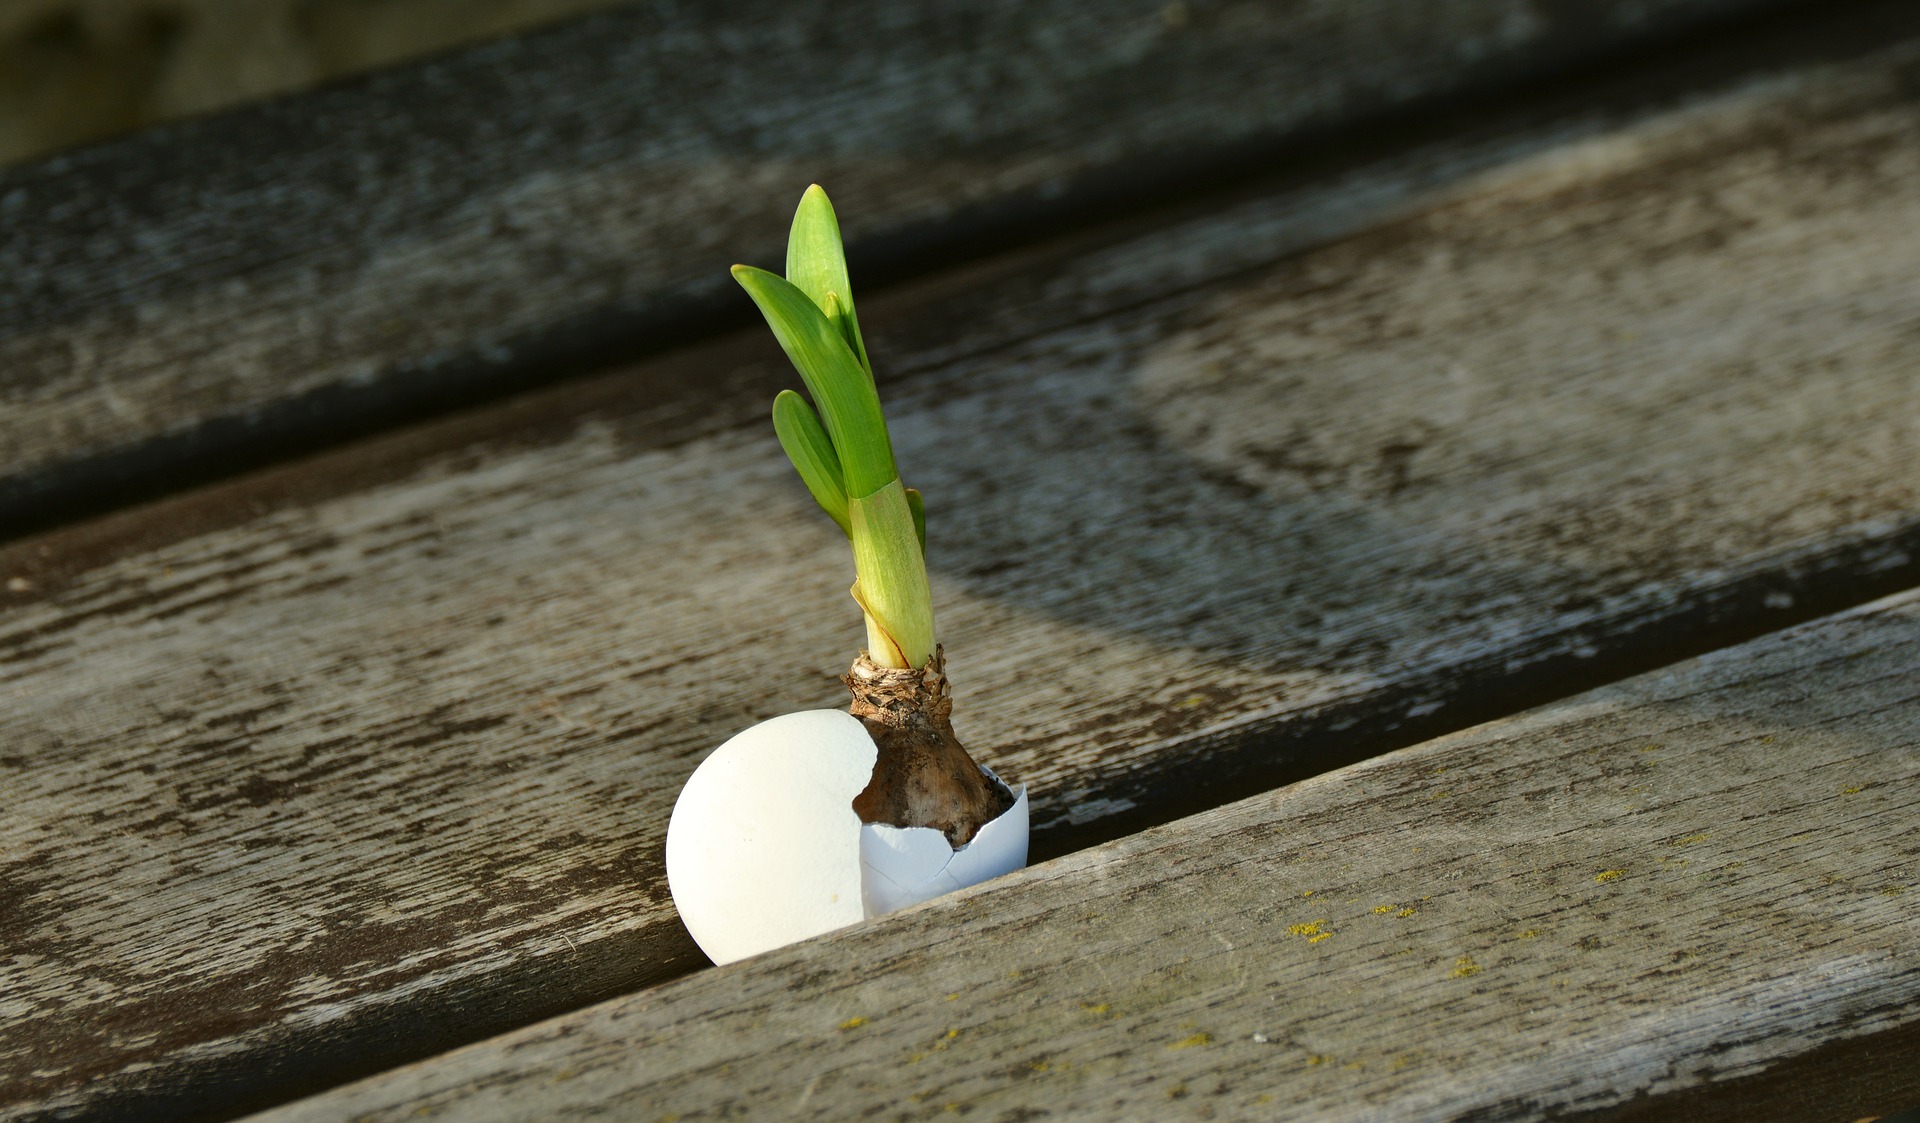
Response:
0,0,1799,532
242,590,1920,1122
1572,1019,1920,1122
7,16,1920,1121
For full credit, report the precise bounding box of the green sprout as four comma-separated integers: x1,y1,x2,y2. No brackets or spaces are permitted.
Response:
733,186,934,671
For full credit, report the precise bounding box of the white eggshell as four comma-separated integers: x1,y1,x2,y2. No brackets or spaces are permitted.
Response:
666,710,1031,965
665,710,875,965
859,775,1028,916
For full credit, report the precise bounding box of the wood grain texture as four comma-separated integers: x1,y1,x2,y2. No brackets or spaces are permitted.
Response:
246,590,1920,1123
8,21,1920,1122
0,0,1796,530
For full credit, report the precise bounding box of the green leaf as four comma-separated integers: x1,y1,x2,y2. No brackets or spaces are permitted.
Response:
848,480,935,669
905,486,926,554
742,187,937,668
732,265,897,498
820,292,869,383
786,185,872,375
772,390,851,536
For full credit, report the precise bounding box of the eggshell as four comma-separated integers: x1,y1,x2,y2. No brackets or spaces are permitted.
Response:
666,711,1029,965
859,773,1028,916
665,710,875,965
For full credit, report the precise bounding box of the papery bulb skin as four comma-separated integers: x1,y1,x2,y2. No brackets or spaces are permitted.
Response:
847,648,1013,846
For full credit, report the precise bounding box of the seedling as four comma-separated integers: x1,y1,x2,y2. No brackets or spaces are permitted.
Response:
665,186,1025,964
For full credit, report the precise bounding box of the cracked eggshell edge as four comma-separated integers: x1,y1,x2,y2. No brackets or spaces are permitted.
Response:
860,776,1029,916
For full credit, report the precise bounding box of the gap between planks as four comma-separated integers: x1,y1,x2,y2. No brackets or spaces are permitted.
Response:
242,588,1920,1122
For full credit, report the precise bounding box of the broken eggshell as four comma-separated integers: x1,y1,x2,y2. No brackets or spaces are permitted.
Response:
665,709,1027,965
860,763,1027,915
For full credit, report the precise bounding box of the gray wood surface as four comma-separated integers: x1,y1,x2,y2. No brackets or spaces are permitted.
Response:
246,589,1920,1123
8,18,1920,1122
0,0,1794,530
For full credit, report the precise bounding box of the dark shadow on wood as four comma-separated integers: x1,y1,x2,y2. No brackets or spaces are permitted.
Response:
1,0,1886,546
1559,1016,1920,1123
56,925,704,1123
1032,527,1920,861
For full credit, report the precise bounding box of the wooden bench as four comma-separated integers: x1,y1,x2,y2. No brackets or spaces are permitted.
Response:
252,590,1920,1122
5,0,1918,1119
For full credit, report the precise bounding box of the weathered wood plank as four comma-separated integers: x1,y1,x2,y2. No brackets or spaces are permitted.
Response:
0,0,1801,532
244,590,1920,1123
7,17,1920,1122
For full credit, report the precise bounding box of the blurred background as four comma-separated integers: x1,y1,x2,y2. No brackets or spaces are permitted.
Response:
0,0,627,166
